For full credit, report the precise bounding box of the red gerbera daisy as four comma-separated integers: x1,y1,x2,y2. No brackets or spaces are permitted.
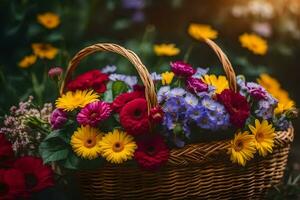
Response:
67,70,109,93
134,134,169,170
119,98,149,135
13,156,54,193
112,91,145,113
217,89,250,128
0,169,26,200
0,134,14,168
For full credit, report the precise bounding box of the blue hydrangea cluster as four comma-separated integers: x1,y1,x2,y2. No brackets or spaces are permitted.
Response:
161,87,230,147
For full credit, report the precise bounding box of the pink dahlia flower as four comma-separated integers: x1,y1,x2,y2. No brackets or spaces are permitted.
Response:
77,101,112,127
170,61,195,77
186,77,208,93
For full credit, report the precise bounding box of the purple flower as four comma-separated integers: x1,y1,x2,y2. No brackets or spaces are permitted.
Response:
122,0,145,9
170,61,195,77
132,10,145,23
237,76,267,100
77,101,112,127
50,109,67,130
186,77,208,94
255,93,278,119
246,82,267,100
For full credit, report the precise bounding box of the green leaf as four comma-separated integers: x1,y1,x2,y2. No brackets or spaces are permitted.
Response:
39,139,69,164
112,80,128,98
62,151,81,170
103,81,113,102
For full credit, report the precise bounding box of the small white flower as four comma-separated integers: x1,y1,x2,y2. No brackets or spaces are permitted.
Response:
192,67,209,79
184,93,198,106
101,65,117,74
151,72,162,81
169,88,186,97
109,73,138,88
157,86,171,103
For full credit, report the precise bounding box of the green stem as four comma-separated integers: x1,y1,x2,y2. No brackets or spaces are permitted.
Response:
184,43,195,62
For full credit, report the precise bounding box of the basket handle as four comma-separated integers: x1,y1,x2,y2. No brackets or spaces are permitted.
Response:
60,43,158,111
203,38,237,92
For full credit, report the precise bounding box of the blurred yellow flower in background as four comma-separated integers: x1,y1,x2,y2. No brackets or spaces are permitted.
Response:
154,44,180,56
249,119,275,157
239,33,268,55
161,71,174,85
18,55,37,68
202,75,229,94
37,12,60,29
228,131,256,166
257,73,295,114
188,23,218,41
32,43,58,59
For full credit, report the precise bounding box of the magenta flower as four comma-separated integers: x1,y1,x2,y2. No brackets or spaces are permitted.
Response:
77,101,112,127
50,109,67,129
186,77,208,93
170,61,195,77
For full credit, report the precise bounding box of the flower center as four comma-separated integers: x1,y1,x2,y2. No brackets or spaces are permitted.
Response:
25,173,38,189
84,138,96,148
256,132,264,142
90,112,98,119
146,146,156,156
112,142,124,152
133,109,142,118
235,140,244,151
0,182,8,195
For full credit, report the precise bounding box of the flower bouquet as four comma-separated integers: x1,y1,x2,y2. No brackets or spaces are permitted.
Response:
40,41,297,199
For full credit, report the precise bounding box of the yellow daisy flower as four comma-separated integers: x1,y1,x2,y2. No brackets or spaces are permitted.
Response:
18,55,37,68
37,12,60,29
257,73,280,92
99,129,137,164
153,44,180,56
56,90,99,111
202,75,229,94
32,43,58,59
257,74,296,114
228,131,256,166
188,23,218,41
249,119,275,157
71,126,103,160
239,33,268,55
161,71,174,85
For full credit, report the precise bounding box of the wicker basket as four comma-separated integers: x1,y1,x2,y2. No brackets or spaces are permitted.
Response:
60,39,294,200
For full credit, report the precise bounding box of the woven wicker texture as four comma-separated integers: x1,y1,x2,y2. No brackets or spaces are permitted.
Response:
77,128,293,200
64,40,294,199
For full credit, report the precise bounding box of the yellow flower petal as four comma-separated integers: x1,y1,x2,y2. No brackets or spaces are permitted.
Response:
18,55,37,68
161,71,174,85
154,44,180,56
71,126,103,160
248,119,275,157
239,33,268,55
56,90,99,111
37,12,60,29
188,23,218,41
228,131,256,166
99,129,137,164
